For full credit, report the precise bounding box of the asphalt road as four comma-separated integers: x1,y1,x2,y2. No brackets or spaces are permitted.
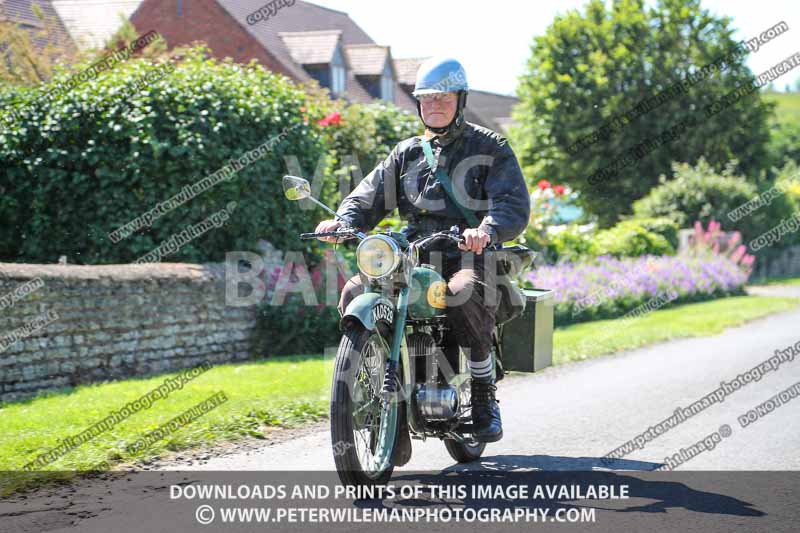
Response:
4,298,799,533
177,302,800,473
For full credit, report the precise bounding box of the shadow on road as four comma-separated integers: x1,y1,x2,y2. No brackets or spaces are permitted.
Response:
375,455,767,519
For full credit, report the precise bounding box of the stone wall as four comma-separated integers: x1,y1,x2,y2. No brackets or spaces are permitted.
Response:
0,263,256,403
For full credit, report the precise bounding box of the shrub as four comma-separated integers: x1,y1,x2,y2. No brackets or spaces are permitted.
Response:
309,96,421,210
632,159,797,246
252,249,351,356
0,46,327,264
626,217,680,249
775,160,800,209
549,226,596,263
767,121,800,169
547,218,675,263
594,221,675,258
364,101,422,160
685,219,755,273
524,180,581,249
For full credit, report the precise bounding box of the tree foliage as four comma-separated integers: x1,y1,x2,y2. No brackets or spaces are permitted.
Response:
0,4,74,85
511,0,774,227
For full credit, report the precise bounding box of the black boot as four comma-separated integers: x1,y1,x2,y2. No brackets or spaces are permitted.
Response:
471,376,503,442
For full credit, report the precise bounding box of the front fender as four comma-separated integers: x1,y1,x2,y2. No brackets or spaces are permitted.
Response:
339,292,395,331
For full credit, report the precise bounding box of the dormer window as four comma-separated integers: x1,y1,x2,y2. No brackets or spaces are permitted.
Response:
380,61,394,102
331,46,346,96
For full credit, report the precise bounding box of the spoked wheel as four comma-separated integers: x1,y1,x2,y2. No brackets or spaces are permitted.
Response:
331,325,398,487
444,346,486,463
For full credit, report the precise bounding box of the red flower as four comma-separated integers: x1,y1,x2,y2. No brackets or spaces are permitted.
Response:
553,184,565,195
317,111,342,127
537,179,551,190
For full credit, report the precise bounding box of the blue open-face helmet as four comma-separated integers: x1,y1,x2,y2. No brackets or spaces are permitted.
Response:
413,57,469,134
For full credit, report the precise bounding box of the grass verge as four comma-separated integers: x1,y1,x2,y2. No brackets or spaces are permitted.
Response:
553,295,799,364
0,354,334,495
760,276,800,287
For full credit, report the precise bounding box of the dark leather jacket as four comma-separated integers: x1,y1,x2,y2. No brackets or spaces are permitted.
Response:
335,120,530,246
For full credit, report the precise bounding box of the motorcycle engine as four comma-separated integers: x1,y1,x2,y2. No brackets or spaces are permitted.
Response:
415,383,459,421
408,331,460,422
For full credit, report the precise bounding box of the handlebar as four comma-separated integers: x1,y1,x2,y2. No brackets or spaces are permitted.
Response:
299,230,358,240
301,225,476,248
411,226,466,249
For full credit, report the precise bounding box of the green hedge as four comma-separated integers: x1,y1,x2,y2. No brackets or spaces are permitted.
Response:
0,47,328,264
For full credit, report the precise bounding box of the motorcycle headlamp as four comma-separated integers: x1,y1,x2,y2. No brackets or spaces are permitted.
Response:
357,235,402,279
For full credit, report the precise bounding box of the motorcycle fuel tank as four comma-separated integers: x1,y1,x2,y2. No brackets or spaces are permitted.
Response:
408,265,448,319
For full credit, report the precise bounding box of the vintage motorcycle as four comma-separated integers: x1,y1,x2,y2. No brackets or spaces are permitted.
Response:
283,175,536,487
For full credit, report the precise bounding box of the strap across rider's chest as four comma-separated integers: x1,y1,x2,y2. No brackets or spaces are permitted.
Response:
419,139,480,228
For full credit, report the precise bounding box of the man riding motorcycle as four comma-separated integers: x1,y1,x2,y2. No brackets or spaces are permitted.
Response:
314,57,530,460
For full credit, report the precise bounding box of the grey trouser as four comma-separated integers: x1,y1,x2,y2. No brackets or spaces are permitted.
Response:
337,251,500,362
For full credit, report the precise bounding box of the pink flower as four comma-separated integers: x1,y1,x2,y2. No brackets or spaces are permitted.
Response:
553,185,566,195
537,180,551,190
730,244,746,263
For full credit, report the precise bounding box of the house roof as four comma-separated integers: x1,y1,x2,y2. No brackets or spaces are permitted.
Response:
466,90,519,134
217,0,375,84
218,0,418,111
50,0,142,50
394,57,426,87
279,29,342,65
38,0,514,128
344,44,390,76
1,0,74,52
468,89,519,119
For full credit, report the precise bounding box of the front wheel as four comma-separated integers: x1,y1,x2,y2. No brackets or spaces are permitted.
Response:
331,325,397,487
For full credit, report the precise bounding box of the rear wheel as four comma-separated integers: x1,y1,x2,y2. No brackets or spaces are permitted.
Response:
331,325,397,487
444,438,486,462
